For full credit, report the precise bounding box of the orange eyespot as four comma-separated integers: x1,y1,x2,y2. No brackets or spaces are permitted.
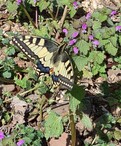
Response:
49,68,54,75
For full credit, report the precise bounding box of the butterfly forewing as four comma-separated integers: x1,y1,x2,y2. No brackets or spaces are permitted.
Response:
12,35,74,90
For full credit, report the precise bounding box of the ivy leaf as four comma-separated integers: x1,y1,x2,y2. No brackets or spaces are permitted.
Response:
27,67,38,81
5,46,15,55
2,71,12,78
44,111,63,139
14,77,31,89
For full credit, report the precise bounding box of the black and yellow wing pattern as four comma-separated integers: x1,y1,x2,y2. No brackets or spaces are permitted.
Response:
12,35,74,90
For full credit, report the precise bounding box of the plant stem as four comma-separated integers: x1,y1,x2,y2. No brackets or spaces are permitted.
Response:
58,5,68,28
35,6,38,28
69,109,76,146
3,83,40,103
21,4,37,29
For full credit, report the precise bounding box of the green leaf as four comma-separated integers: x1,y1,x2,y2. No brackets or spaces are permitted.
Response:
2,137,16,146
92,63,100,75
72,56,88,71
92,11,107,22
56,0,70,6
5,46,15,55
37,82,49,95
77,40,91,55
38,0,50,12
45,111,63,139
82,69,92,78
69,86,85,113
105,42,117,56
92,63,106,75
69,6,77,18
27,67,38,81
99,39,110,46
81,113,93,129
2,38,9,44
100,27,115,39
6,1,18,13
23,137,32,144
35,27,49,38
14,77,31,89
109,35,117,47
119,36,121,46
92,21,101,30
114,130,121,141
69,95,81,113
93,29,102,39
28,133,35,140
89,51,105,64
2,71,11,78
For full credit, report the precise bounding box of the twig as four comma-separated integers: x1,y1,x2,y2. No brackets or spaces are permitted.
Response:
58,5,68,28
48,8,55,20
55,6,59,19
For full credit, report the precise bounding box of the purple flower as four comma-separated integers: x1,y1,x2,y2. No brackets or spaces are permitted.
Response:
110,10,117,16
89,35,94,41
92,40,99,47
69,39,76,45
86,12,91,19
34,0,37,3
17,139,25,146
73,47,78,54
16,0,22,5
116,26,121,32
62,28,68,35
73,1,78,9
0,131,5,140
82,23,87,33
72,31,79,38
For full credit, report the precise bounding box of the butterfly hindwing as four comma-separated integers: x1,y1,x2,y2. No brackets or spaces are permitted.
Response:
12,35,74,90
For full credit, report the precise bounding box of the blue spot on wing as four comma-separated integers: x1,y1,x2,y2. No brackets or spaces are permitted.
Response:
37,61,50,73
52,75,59,82
36,61,59,82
